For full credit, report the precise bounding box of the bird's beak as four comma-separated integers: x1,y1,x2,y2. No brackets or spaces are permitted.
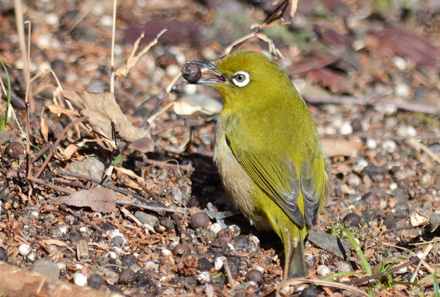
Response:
185,61,226,85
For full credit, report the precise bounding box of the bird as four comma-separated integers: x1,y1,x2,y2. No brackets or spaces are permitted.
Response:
182,50,330,279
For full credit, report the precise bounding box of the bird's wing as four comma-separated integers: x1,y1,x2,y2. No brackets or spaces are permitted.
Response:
225,132,325,228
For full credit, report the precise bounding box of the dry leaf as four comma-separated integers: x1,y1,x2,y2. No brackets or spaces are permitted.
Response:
61,144,78,159
51,187,117,213
46,103,80,116
130,137,155,153
40,117,49,143
41,239,68,247
63,90,152,144
174,94,223,120
321,138,362,157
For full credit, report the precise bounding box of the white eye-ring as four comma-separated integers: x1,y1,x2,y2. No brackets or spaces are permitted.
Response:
232,71,250,87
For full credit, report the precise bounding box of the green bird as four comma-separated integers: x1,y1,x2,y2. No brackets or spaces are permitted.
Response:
183,50,330,279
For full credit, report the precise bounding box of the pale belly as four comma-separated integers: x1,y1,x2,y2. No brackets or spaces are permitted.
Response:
213,118,272,231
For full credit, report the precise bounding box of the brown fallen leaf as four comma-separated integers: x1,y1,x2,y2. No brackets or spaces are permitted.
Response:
290,53,342,75
306,68,347,93
321,138,362,157
368,28,438,67
50,187,117,213
63,90,152,143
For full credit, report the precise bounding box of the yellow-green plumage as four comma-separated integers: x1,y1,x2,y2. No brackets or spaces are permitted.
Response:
189,50,330,278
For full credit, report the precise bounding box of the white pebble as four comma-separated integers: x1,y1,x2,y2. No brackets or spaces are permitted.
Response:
316,265,331,277
58,225,68,235
73,272,88,287
209,223,222,235
79,226,88,233
46,13,59,27
395,83,410,97
56,262,67,272
161,249,172,257
339,122,353,135
100,15,113,27
18,244,31,256
253,265,265,273
382,140,397,153
30,210,40,219
325,125,338,135
27,251,37,261
389,183,398,192
353,39,365,51
197,271,211,283
393,57,407,70
397,125,417,137
37,33,53,50
249,235,260,246
183,84,197,95
366,138,377,149
354,158,368,173
166,64,181,77
205,284,215,297
214,257,224,271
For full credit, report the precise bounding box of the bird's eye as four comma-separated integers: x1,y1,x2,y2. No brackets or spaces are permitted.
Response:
232,71,250,87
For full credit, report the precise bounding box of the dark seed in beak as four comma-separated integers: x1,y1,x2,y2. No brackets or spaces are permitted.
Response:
182,63,202,84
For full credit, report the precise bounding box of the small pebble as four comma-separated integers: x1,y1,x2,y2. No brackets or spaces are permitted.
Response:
161,249,172,257
337,261,353,272
343,213,361,227
27,251,37,262
354,158,368,173
73,272,88,287
366,138,377,149
119,268,136,284
389,182,398,192
198,257,213,271
305,253,316,268
214,257,224,271
362,192,380,204
210,223,222,234
18,244,31,256
100,15,113,27
0,247,7,261
197,271,211,284
299,285,322,297
31,259,60,280
316,265,331,277
166,64,181,77
88,274,106,290
382,140,397,153
190,212,210,229
397,125,417,137
395,83,410,97
339,122,353,135
393,56,407,70
5,142,24,159
246,269,265,286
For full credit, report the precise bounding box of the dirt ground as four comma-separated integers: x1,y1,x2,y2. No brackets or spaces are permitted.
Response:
0,0,439,296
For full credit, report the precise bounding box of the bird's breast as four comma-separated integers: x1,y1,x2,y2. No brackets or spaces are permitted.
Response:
213,116,257,219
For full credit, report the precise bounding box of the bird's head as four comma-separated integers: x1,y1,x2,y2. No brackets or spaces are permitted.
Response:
183,51,298,112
